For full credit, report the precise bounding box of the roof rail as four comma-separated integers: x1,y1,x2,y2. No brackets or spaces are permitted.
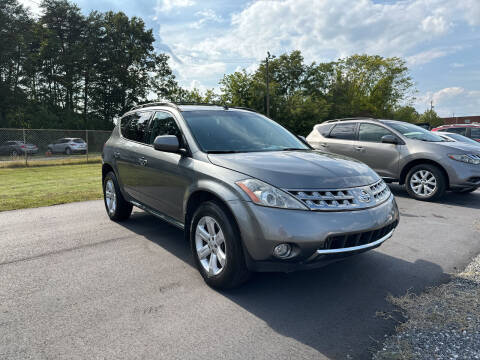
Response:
231,106,259,113
129,101,180,111
324,117,376,123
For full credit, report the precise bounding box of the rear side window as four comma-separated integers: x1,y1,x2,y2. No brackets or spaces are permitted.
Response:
73,139,84,143
145,111,181,145
328,123,357,140
316,123,334,137
121,111,152,143
358,123,392,142
471,128,480,138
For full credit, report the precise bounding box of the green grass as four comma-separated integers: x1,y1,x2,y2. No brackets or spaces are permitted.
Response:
0,163,103,212
0,155,102,168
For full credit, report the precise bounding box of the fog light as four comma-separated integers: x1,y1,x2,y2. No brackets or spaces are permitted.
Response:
273,243,292,258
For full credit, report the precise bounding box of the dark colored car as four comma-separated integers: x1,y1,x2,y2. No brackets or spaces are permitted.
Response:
432,124,480,142
0,141,39,156
102,103,399,289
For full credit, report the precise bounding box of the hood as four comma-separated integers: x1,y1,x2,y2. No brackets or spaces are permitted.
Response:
208,150,380,189
437,141,480,153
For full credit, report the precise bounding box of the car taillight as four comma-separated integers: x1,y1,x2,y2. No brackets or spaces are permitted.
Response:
21,145,25,148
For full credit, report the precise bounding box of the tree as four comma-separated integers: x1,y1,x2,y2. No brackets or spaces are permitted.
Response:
419,109,442,127
392,106,420,123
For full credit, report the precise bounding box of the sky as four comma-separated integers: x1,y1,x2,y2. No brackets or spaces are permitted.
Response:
19,0,480,117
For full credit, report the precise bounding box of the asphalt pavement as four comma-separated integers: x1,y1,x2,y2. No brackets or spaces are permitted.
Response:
1,187,479,359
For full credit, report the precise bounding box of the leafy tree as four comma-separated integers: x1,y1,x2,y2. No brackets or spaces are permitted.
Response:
419,109,442,127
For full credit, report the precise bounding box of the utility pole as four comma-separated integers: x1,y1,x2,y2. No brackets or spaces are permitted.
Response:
265,52,275,118
430,100,434,112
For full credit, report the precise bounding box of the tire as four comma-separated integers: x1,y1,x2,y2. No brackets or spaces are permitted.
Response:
103,171,132,221
65,147,72,155
405,164,446,201
190,201,251,289
10,150,18,157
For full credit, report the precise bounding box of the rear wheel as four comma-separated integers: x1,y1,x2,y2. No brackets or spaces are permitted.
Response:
405,164,446,201
65,147,72,155
103,171,132,221
190,201,250,289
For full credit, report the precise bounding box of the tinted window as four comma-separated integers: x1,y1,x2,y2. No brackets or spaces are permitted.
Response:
470,128,480,138
146,111,181,145
182,110,308,153
122,111,152,143
316,123,334,137
329,123,357,140
73,138,85,143
358,123,393,142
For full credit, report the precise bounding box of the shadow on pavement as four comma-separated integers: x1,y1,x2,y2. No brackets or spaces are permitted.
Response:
120,211,448,359
389,184,480,210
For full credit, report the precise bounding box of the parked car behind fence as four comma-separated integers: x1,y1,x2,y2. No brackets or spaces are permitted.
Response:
0,128,112,166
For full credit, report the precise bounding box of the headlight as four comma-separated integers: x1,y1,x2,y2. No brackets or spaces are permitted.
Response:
448,154,480,165
236,179,308,210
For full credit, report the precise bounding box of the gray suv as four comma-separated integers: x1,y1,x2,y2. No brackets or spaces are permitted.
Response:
102,104,399,288
307,118,480,200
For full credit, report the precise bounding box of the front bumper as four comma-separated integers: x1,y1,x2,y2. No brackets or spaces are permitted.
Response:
229,195,399,272
445,160,480,189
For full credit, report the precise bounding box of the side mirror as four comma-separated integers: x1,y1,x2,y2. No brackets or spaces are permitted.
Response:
381,135,399,144
153,135,181,153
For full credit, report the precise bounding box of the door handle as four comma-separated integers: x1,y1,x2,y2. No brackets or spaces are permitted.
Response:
320,143,328,147
113,151,120,159
354,146,364,151
139,157,148,166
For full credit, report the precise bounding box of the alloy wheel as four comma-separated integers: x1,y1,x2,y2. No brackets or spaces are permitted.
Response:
105,179,117,215
410,170,437,197
195,216,226,276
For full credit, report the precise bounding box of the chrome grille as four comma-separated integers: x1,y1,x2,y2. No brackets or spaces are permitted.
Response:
287,179,391,211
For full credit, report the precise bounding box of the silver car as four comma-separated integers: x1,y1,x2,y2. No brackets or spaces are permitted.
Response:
48,138,87,155
307,118,480,200
102,103,399,289
437,132,480,147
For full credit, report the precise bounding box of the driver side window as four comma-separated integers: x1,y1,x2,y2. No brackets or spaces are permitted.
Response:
146,111,181,145
358,123,393,142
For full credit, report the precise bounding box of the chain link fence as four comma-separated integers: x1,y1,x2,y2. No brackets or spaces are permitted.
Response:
0,128,112,167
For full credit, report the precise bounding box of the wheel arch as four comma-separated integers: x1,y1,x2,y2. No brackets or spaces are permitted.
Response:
399,159,450,187
184,189,242,245
102,163,115,181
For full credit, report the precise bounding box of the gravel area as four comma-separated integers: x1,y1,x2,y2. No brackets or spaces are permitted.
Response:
373,254,480,360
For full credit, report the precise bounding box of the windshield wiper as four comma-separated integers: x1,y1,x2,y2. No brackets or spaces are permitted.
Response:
206,150,245,154
278,147,309,151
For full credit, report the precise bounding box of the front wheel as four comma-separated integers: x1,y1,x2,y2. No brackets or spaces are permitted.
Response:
405,164,446,201
190,201,250,289
103,171,132,221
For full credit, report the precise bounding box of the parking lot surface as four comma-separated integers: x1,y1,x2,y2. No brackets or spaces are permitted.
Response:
1,187,479,359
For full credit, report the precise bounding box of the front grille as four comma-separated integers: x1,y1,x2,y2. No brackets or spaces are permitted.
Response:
323,221,398,250
287,179,391,211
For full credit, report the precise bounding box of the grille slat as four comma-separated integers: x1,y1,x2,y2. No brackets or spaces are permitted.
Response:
323,221,398,250
288,179,391,211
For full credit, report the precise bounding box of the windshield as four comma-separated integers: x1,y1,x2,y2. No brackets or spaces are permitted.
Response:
182,110,309,153
385,122,445,142
447,133,480,145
